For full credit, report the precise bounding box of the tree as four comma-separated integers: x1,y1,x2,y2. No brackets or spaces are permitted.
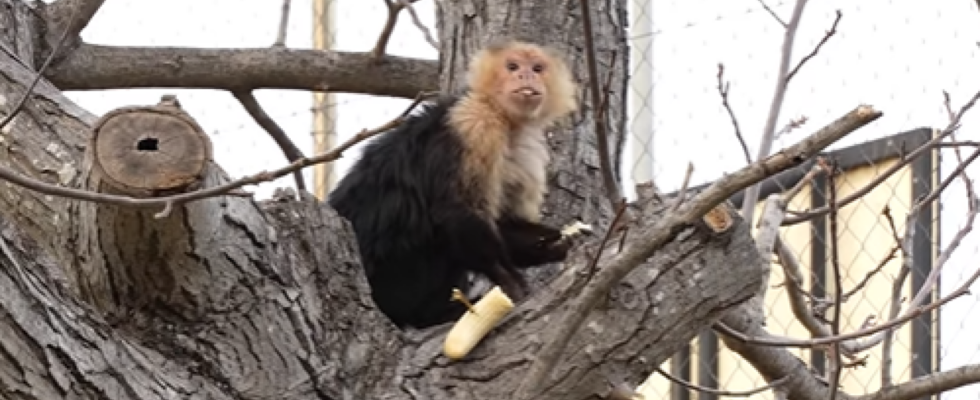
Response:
0,0,973,399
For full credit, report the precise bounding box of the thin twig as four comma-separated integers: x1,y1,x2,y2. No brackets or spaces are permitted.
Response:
739,0,811,222
784,162,822,202
578,0,621,208
880,209,909,388
850,143,980,355
655,367,790,397
516,105,881,400
0,92,437,213
671,162,694,211
756,0,787,27
715,220,980,349
773,115,809,141
585,199,628,281
785,88,980,225
232,90,308,191
785,10,842,82
397,0,438,50
273,0,292,47
716,64,751,164
0,4,80,131
840,244,898,301
718,145,980,352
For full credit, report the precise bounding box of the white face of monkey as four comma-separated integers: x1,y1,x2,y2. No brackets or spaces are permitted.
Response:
498,54,548,121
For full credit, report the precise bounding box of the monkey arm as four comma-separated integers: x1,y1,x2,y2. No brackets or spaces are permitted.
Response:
497,216,570,268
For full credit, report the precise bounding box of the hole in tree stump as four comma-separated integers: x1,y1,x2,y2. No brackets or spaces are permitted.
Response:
89,104,213,197
136,138,160,152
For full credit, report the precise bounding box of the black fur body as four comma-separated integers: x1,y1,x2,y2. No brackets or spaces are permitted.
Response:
328,96,570,329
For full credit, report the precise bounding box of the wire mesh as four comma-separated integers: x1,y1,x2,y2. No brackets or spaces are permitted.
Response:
630,1,980,400
56,1,980,399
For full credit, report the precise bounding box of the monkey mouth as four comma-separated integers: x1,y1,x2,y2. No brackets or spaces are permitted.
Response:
514,87,541,97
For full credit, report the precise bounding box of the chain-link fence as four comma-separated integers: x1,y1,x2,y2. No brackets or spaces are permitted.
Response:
629,2,980,400
60,1,980,399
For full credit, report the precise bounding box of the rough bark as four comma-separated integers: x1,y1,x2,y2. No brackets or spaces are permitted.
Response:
0,1,767,400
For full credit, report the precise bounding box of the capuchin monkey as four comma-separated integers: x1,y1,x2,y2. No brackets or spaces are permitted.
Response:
329,40,588,329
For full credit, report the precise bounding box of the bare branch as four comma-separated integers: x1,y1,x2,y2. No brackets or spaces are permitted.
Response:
273,0,292,47
655,367,791,397
232,90,307,192
716,163,980,349
739,0,810,222
775,237,829,336
773,115,808,141
854,364,980,400
716,63,751,164
785,88,980,225
46,43,438,99
756,0,787,27
765,164,831,340
1,1,79,131
372,0,405,59
881,205,909,386
844,140,980,355
840,244,898,302
785,10,842,82
579,0,622,208
671,162,695,211
516,104,881,400
398,0,439,50
0,92,436,211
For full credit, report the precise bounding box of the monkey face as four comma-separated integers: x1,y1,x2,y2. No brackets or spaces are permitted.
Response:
498,53,549,121
466,40,578,127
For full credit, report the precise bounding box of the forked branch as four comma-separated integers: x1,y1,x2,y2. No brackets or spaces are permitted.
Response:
741,3,843,223
517,104,882,400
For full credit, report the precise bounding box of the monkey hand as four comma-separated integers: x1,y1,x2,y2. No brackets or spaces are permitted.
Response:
559,220,594,240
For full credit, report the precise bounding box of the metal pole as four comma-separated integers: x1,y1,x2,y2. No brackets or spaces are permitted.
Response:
312,0,339,199
627,0,654,200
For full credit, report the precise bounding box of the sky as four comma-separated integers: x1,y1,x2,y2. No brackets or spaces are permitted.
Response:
53,0,980,398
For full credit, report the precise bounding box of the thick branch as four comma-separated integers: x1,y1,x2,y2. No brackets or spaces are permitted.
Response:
41,0,106,60
46,43,438,98
855,365,980,400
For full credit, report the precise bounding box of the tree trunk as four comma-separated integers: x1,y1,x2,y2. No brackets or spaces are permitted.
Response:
0,1,767,399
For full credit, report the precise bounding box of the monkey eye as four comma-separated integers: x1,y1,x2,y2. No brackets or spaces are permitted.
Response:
506,62,519,71
532,64,544,73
